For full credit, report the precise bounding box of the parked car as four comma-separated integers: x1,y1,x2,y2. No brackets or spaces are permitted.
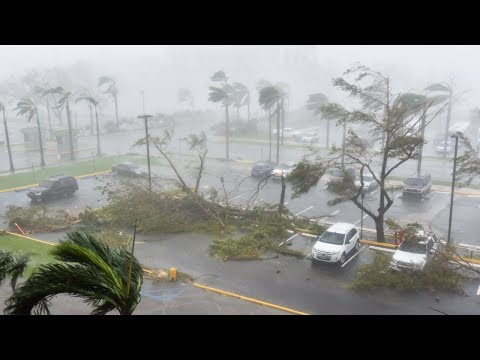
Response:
327,168,356,187
27,175,79,202
111,162,148,177
402,174,432,199
300,132,319,144
251,161,276,178
354,172,379,192
271,162,296,181
436,140,453,154
389,230,438,271
311,222,361,265
272,127,295,135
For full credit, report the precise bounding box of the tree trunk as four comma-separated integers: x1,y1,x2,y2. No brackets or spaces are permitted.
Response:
114,93,119,127
89,103,94,136
247,98,250,122
276,102,280,165
225,104,230,161
46,98,53,140
417,111,426,176
2,108,14,173
268,108,272,162
281,97,285,145
443,89,453,159
236,106,240,121
375,215,385,243
65,100,75,161
35,111,46,167
341,122,346,168
326,118,330,150
278,174,286,214
95,105,102,158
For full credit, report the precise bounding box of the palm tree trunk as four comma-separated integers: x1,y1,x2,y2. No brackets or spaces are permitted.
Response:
341,123,346,168
95,105,102,158
281,97,285,145
268,108,272,162
35,111,46,167
276,102,280,165
2,108,14,173
225,104,230,161
443,90,452,159
113,93,119,128
65,100,75,161
326,118,330,150
46,98,53,140
89,103,94,136
417,110,426,176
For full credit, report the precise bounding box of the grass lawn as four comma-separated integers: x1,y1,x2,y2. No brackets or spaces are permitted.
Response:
0,234,56,277
0,154,168,191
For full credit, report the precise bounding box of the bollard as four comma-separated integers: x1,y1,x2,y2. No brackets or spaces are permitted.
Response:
169,267,177,281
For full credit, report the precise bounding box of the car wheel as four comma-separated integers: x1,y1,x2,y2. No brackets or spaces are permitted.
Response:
355,240,361,251
339,253,346,266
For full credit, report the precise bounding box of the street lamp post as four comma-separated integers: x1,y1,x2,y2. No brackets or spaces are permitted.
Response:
447,132,460,244
137,114,153,192
360,192,365,239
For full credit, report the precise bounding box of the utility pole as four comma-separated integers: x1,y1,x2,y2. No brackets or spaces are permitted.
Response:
447,133,460,244
137,114,153,192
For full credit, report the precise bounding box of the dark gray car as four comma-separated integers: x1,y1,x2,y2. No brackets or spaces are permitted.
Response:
27,175,79,202
251,161,275,178
111,162,147,177
402,174,432,200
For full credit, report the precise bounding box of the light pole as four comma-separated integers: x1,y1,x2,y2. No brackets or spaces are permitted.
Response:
447,132,460,245
137,114,153,192
360,192,365,239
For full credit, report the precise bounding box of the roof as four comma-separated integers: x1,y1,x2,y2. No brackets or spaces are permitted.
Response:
326,222,356,234
45,175,74,181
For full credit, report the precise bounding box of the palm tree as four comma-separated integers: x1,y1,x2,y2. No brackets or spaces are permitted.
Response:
76,95,102,157
178,88,194,113
32,86,54,140
0,250,29,291
257,80,274,162
208,71,233,161
98,76,119,128
306,93,329,148
232,82,250,121
4,230,143,315
14,98,46,167
43,86,75,160
258,83,284,164
0,102,15,172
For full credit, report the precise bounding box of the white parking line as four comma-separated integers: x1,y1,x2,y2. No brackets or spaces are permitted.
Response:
279,233,299,246
369,189,379,195
341,245,367,267
395,193,402,199
284,202,289,205
318,210,341,223
322,185,328,190
230,195,241,201
353,214,368,225
477,284,480,296
369,245,396,253
295,206,314,216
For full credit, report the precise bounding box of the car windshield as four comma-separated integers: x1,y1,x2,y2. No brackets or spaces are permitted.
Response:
39,180,54,188
318,231,345,245
126,164,139,169
405,178,423,186
398,241,427,254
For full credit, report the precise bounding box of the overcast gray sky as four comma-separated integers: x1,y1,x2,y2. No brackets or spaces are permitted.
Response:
0,45,478,119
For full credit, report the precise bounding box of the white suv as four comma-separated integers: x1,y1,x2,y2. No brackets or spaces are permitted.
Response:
311,223,361,265
389,231,438,271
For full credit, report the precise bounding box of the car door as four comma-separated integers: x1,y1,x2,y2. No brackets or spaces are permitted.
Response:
344,229,356,253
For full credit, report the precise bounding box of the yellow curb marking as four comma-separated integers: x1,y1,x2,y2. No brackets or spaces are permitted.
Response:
193,283,309,315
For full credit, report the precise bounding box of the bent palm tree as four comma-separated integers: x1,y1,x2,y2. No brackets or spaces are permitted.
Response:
232,82,250,121
43,86,75,160
0,102,15,172
258,85,281,164
0,250,29,290
76,96,102,157
98,76,119,127
14,98,46,167
209,72,233,161
4,230,143,315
